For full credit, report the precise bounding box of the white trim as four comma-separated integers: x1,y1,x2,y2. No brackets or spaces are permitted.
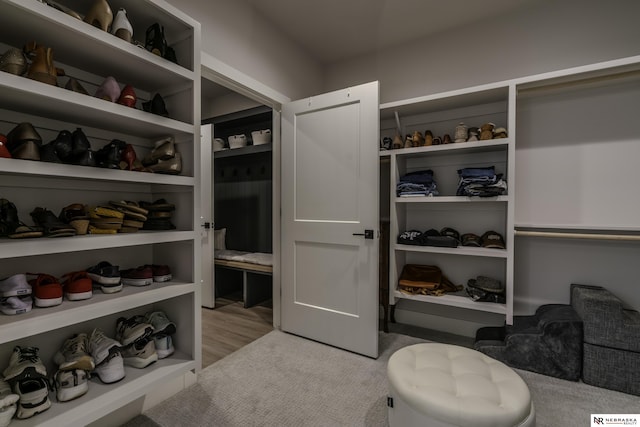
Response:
201,52,290,108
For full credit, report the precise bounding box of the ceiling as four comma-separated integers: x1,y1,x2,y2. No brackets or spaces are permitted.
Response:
246,0,539,64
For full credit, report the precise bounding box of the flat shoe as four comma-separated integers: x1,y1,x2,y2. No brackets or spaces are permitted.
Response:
0,48,27,76
30,207,76,237
8,223,43,239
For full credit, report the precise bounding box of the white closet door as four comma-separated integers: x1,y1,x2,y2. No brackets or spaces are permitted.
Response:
281,81,380,358
201,124,215,308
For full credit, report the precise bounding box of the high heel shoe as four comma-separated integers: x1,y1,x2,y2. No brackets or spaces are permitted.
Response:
6,123,42,161
0,135,12,159
145,23,166,57
117,84,137,108
84,0,113,32
71,128,91,161
119,144,137,171
148,152,181,175
50,130,73,163
94,76,121,102
111,8,133,42
142,93,169,117
142,137,175,166
96,139,126,169
23,41,65,86
0,48,28,76
65,77,89,95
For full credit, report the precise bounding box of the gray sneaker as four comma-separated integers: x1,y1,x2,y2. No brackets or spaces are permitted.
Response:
145,311,176,336
2,347,50,420
116,316,154,346
54,333,95,371
88,328,121,366
121,337,158,369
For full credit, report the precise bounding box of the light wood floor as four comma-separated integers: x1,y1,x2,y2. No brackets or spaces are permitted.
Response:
201,293,273,368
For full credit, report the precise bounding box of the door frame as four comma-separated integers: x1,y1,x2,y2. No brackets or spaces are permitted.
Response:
201,52,289,328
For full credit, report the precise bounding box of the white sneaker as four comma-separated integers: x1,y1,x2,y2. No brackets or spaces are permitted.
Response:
93,349,125,384
53,334,95,371
154,334,174,359
122,338,158,369
145,311,176,336
0,274,31,297
13,377,50,419
88,328,121,366
2,347,47,383
0,378,19,427
53,369,89,402
116,316,154,346
0,296,32,315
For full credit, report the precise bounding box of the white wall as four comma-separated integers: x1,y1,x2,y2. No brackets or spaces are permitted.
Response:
167,0,323,100
324,0,640,104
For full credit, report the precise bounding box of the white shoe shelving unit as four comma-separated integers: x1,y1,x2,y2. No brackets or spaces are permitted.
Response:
380,84,516,324
0,0,201,425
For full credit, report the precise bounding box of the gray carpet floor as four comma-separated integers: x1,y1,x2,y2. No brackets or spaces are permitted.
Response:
123,330,640,427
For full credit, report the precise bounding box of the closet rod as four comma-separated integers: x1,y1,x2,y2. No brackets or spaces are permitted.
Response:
515,230,640,241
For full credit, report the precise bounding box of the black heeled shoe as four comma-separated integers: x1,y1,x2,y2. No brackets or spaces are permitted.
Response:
96,139,126,169
145,23,166,57
142,93,169,117
51,130,73,163
72,128,91,159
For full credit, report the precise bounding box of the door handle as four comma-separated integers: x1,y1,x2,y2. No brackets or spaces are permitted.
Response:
353,229,374,239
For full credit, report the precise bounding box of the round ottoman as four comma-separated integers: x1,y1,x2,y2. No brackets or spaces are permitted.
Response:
387,343,535,427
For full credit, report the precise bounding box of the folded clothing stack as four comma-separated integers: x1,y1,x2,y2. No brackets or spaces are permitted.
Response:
456,166,507,197
87,206,124,234
141,199,176,230
397,227,460,247
109,201,149,233
397,170,438,197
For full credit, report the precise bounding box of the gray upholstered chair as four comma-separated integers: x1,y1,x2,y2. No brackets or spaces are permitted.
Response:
474,304,583,381
571,284,640,395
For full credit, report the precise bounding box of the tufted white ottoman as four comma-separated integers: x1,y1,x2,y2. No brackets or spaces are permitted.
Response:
387,343,535,427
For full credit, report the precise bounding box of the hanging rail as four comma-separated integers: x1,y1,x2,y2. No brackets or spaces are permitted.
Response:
515,230,640,242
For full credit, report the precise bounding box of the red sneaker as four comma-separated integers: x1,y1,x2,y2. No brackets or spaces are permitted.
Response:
61,271,93,301
121,265,153,286
27,273,63,307
149,264,172,282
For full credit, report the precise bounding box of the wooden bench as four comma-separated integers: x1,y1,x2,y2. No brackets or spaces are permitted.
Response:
214,259,272,308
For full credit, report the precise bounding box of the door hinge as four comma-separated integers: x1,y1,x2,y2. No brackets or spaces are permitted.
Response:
201,222,211,229
387,396,393,408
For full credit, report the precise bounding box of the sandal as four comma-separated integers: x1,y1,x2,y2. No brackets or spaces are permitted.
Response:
0,199,43,239
30,207,76,237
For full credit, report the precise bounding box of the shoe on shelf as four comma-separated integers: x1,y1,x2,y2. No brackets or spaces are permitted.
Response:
88,328,125,383
23,41,64,86
0,296,32,315
145,311,176,336
148,152,182,175
95,139,126,169
153,334,174,359
54,333,95,371
0,274,31,297
0,377,19,427
30,207,76,237
3,347,51,419
6,122,41,161
117,84,137,108
0,47,27,76
86,261,122,293
38,0,82,20
116,315,154,346
93,347,125,384
84,0,113,32
53,369,89,402
121,266,153,287
119,143,138,171
40,141,63,163
27,273,63,308
48,129,73,163
0,199,44,239
71,128,91,161
145,23,166,57
142,93,169,117
65,77,89,95
111,8,133,42
121,337,158,369
150,264,172,282
143,136,175,165
61,271,93,301
0,134,11,159
94,76,121,102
